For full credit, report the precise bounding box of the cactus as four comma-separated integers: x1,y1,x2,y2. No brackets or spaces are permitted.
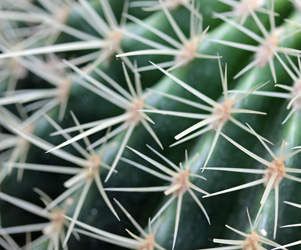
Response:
0,0,301,249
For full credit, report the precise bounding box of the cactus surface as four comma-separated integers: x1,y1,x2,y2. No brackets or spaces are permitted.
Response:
0,0,301,249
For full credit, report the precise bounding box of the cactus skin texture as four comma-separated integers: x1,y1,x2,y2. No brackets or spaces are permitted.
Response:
1,0,301,249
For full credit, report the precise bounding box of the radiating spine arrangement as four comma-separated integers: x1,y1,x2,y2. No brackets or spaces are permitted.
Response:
0,0,301,249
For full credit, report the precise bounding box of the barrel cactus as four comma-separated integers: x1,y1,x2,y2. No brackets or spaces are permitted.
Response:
0,0,301,249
